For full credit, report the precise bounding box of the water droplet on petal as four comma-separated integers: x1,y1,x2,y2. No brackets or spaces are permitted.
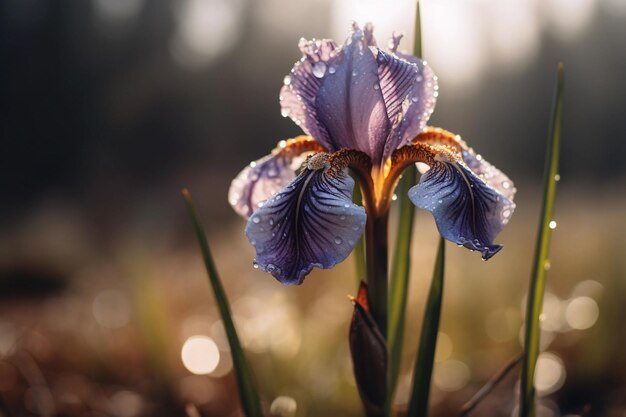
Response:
283,75,292,85
334,237,343,245
328,66,336,74
252,216,260,224
373,83,380,90
281,108,290,118
351,69,358,77
312,61,327,78
554,174,561,182
344,203,350,208
269,218,275,226
253,261,259,269
411,97,419,103
392,194,398,201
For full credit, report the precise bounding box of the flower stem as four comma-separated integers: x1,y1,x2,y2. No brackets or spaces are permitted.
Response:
366,210,390,339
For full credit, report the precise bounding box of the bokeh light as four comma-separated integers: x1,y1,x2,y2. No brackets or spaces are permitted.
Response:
181,335,220,375
535,352,566,396
565,296,599,330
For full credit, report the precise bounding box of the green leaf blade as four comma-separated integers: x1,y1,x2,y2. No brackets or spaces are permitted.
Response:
387,164,418,412
407,237,445,417
182,189,263,417
519,63,564,417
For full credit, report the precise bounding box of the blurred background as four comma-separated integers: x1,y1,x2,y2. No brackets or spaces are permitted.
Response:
1,0,625,416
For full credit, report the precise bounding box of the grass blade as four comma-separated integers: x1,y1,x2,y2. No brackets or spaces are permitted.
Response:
386,4,423,415
387,165,418,409
519,63,564,417
459,353,523,416
407,237,445,417
182,189,263,417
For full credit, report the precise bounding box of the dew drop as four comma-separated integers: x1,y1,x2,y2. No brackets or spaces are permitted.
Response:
438,199,443,204
283,75,292,85
328,66,336,74
544,260,551,270
411,97,419,103
281,108,290,118
554,174,561,182
352,69,358,77
334,237,343,245
250,161,257,168
312,61,327,78
344,203,350,208
392,194,398,201
416,75,423,82
269,218,275,226
373,83,380,90
252,216,260,224
502,181,511,189
549,220,557,230
253,261,259,269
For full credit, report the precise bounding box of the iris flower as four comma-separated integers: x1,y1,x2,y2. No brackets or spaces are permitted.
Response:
228,23,515,285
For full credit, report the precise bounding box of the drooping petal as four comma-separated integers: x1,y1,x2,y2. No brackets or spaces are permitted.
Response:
412,127,517,201
461,147,517,201
407,150,515,260
245,153,366,284
314,28,391,163
228,136,323,218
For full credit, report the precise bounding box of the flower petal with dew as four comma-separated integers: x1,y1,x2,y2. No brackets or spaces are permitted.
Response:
229,136,324,218
280,23,437,167
245,153,366,284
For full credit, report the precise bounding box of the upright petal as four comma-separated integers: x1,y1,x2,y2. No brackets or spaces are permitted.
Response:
315,28,391,163
376,50,437,159
246,153,366,284
279,39,338,150
228,136,323,218
407,151,515,260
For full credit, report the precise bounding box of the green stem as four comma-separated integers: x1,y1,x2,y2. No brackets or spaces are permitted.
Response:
354,182,367,287
366,211,390,340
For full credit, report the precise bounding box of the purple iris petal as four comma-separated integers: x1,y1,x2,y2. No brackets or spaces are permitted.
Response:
280,23,437,166
229,151,305,218
377,50,437,159
279,39,337,151
245,155,366,284
315,29,391,163
462,148,517,201
408,158,515,260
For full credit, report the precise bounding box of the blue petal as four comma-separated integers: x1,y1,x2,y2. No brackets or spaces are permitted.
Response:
229,150,305,218
462,148,517,201
408,158,515,259
245,156,366,284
